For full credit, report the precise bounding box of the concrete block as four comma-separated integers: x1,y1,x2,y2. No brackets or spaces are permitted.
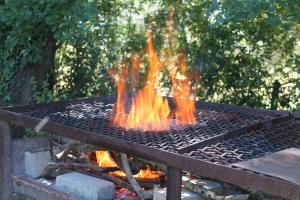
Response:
55,172,115,200
24,150,51,178
153,187,202,200
182,176,223,195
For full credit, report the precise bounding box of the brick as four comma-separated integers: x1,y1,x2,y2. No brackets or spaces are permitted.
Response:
55,172,115,200
24,150,51,179
153,187,202,200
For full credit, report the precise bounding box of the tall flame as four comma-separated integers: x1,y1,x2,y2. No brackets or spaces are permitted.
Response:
111,9,196,131
169,53,196,125
126,32,172,131
110,67,127,127
167,8,196,125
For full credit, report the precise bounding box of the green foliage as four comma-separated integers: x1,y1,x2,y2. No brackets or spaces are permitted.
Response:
173,0,300,110
0,0,299,111
0,0,98,104
13,193,35,200
24,128,47,138
32,76,55,103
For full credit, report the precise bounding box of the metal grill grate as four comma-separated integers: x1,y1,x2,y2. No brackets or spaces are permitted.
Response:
22,99,272,153
1,96,300,199
185,118,300,165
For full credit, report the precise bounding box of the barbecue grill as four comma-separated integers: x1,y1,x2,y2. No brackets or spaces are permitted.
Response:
0,94,299,200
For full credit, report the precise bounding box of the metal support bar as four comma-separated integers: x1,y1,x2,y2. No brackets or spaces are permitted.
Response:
167,166,182,200
0,122,13,200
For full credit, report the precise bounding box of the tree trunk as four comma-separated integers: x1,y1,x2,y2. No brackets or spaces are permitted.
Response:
11,32,56,105
9,32,56,138
270,80,281,110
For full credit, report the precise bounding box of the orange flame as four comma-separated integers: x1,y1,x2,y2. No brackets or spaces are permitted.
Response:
167,8,196,125
110,67,128,127
134,165,160,179
95,150,118,168
130,52,140,91
126,32,172,131
111,10,196,131
169,53,196,125
96,151,160,179
96,150,126,176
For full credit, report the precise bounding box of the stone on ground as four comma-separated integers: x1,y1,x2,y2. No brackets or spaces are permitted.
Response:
153,187,202,200
182,176,223,195
55,172,115,200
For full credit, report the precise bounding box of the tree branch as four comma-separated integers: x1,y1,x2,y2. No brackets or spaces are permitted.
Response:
120,153,153,200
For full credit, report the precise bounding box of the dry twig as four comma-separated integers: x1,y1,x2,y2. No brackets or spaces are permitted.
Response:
120,153,153,200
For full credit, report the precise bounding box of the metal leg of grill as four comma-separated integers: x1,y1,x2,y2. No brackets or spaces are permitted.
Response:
167,166,182,200
0,122,13,200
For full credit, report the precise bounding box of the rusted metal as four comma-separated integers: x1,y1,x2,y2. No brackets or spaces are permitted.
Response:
167,167,182,200
1,98,286,153
3,94,288,118
197,100,289,117
0,96,298,199
13,175,80,200
0,122,13,200
180,155,300,200
178,114,292,154
3,94,117,113
234,148,300,185
185,117,300,165
293,112,300,119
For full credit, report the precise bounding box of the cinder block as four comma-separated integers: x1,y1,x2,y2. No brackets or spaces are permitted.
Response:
55,172,115,200
24,150,51,178
182,176,223,195
153,187,202,200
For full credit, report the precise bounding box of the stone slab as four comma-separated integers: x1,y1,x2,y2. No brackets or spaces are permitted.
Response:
234,148,300,185
55,172,115,200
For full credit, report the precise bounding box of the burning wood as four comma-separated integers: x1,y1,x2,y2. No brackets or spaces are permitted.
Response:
39,140,165,199
95,150,163,181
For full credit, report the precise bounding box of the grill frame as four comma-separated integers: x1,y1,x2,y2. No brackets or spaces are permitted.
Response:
0,95,299,199
12,95,283,153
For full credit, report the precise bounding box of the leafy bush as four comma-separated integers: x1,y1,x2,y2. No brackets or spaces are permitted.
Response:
0,0,299,111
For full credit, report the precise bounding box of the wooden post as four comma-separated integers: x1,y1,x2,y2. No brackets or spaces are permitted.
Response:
0,122,13,200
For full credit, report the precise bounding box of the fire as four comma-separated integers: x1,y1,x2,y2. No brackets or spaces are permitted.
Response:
96,151,160,179
169,53,196,125
111,10,196,131
95,150,119,168
126,32,172,131
96,150,127,176
110,67,127,127
134,165,160,179
167,8,196,125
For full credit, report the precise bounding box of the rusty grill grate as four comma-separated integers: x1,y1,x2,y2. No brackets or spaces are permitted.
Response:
185,118,300,165
21,99,273,153
1,95,300,200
